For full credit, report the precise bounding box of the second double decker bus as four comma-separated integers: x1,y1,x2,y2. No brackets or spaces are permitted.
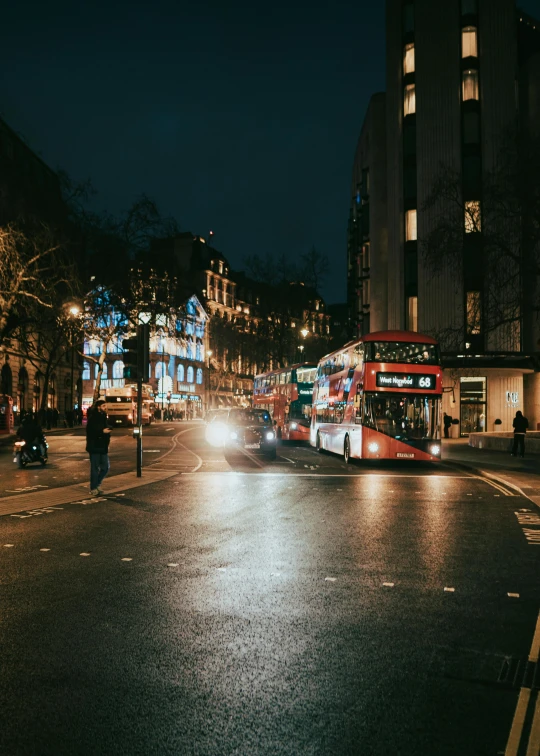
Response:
253,363,317,442
311,331,442,462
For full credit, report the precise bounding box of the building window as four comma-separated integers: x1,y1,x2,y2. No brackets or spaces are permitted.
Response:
466,291,482,334
403,3,414,33
461,0,478,15
362,243,370,270
462,70,479,101
403,43,415,74
82,361,91,381
462,26,478,57
177,364,184,382
95,362,107,379
187,366,194,384
155,361,166,380
196,368,203,384
464,201,481,232
404,84,416,116
463,111,481,144
363,279,371,309
406,209,417,241
112,360,124,379
407,296,418,332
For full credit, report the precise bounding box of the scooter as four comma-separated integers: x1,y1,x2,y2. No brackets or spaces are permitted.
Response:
13,437,48,468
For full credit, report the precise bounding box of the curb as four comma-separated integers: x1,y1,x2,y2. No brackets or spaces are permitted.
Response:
443,458,539,507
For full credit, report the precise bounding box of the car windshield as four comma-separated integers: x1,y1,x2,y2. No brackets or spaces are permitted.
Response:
228,410,271,426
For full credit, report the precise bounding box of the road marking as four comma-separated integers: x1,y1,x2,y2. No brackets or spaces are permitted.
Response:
383,582,394,587
121,557,132,562
80,552,91,557
167,563,179,567
39,548,50,552
143,450,161,453
3,544,14,548
529,611,540,663
281,457,295,464
325,577,337,582
506,688,531,756
216,567,227,572
473,474,515,496
444,587,455,592
508,593,520,598
181,472,475,479
527,696,540,756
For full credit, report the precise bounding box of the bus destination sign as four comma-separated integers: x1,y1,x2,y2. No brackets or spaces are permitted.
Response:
376,372,435,390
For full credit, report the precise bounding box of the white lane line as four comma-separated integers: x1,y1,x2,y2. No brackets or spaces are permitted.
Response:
80,552,91,557
167,563,179,567
382,582,394,588
39,548,50,552
181,472,475,478
506,688,531,756
3,544,14,548
508,593,520,598
325,577,337,582
444,587,455,593
529,611,540,663
527,696,540,756
121,557,132,562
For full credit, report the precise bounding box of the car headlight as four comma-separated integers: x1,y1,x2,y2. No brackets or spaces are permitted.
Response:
266,431,275,441
430,445,441,456
290,422,297,430
205,422,227,447
230,431,238,440
368,442,379,453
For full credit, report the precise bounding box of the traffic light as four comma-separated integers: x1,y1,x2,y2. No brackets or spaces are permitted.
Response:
123,338,139,380
122,325,150,381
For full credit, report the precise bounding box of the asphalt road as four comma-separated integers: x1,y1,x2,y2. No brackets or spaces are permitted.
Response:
0,423,539,755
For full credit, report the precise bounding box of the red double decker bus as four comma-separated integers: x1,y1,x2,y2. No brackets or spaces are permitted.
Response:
253,363,317,442
310,331,443,462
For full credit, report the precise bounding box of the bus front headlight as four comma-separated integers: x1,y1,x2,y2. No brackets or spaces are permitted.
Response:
430,445,441,456
368,442,379,453
266,431,275,441
290,422,298,430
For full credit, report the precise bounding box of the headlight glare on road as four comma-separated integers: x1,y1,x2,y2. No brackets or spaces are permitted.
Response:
205,422,227,447
266,431,275,441
431,445,441,456
368,442,379,453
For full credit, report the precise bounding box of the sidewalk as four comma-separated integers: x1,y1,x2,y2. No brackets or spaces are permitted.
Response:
443,438,540,505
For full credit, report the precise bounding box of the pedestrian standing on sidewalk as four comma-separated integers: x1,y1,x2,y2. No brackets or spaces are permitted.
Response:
443,413,452,439
511,410,528,458
86,399,111,495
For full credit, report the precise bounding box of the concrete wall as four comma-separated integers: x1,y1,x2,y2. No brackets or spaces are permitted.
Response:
469,430,540,453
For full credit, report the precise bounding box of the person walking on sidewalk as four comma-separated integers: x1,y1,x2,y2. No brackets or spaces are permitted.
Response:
512,410,528,458
86,399,111,495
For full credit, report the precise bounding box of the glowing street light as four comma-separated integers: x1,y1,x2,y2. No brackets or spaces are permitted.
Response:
300,328,309,338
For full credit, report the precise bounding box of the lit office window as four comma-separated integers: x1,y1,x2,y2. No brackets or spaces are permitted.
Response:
407,296,418,332
406,209,417,241
462,70,479,101
464,201,482,232
466,291,482,334
462,26,478,57
404,84,416,115
403,43,415,74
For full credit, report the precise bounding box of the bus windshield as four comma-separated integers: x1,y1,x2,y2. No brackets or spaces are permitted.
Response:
363,394,440,440
296,367,317,383
366,342,440,365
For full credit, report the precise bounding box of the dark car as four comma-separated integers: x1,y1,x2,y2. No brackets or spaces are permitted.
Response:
223,408,277,461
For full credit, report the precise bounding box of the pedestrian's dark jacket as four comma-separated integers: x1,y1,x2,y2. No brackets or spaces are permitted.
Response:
513,414,528,434
86,408,111,454
444,414,452,427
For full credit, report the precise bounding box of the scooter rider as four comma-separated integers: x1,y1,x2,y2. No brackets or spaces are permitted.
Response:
18,412,46,456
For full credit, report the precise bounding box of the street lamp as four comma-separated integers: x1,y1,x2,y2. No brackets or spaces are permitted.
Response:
67,305,80,427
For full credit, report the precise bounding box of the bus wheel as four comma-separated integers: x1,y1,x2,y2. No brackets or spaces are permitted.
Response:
344,435,351,464
316,432,323,453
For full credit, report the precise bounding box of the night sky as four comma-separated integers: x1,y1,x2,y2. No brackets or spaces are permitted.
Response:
2,1,539,304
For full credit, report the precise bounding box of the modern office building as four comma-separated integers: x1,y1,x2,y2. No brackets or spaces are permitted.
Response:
348,0,540,432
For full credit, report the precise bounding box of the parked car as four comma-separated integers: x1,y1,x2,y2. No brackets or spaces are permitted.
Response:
223,408,277,461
